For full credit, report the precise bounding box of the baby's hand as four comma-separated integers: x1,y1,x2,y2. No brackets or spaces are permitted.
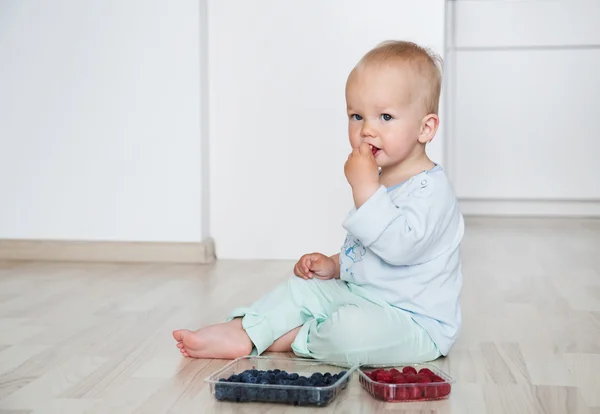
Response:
344,142,379,190
294,253,337,280
344,143,380,208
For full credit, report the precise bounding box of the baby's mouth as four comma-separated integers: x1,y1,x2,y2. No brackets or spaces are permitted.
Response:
371,145,381,156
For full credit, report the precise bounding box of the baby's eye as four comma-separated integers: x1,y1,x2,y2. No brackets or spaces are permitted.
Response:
350,114,363,121
381,113,393,121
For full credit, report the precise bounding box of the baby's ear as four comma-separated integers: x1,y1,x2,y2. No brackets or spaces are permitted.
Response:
418,113,439,144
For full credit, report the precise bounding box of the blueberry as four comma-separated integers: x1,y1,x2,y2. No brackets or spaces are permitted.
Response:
247,376,257,384
310,373,327,387
297,390,309,405
215,384,227,400
224,387,237,401
247,387,258,400
318,389,334,406
266,389,278,402
255,388,265,401
275,372,289,381
288,373,299,381
238,388,249,402
296,378,309,386
273,369,281,374
276,389,288,401
288,389,299,404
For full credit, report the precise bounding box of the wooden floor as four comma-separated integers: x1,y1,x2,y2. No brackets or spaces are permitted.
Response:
0,217,599,413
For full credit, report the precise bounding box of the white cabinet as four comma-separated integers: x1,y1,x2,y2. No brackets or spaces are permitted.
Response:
448,0,600,214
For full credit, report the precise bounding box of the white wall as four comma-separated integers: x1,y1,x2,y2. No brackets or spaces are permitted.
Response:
0,0,207,242
209,0,447,259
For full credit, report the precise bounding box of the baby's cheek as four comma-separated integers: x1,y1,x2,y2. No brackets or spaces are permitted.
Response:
348,134,361,148
387,140,412,158
348,125,362,141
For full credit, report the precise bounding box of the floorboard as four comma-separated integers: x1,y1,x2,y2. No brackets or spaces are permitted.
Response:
0,218,599,413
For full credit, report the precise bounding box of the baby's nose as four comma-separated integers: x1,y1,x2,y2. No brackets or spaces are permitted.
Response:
360,122,376,137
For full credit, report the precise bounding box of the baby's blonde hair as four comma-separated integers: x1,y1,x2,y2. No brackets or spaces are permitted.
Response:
356,40,443,115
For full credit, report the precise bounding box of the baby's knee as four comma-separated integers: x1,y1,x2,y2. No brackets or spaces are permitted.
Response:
286,274,335,295
306,305,362,351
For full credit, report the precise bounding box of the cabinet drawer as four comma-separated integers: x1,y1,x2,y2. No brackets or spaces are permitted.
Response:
453,49,600,200
454,0,600,48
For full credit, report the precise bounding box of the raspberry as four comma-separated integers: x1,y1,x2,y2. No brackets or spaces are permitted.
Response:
431,375,445,382
395,386,409,401
424,385,439,399
408,385,422,400
373,383,386,399
382,386,396,401
376,371,393,383
438,383,451,397
389,368,400,375
371,368,384,377
404,373,418,383
402,366,418,375
418,368,435,379
416,374,430,383
392,374,407,384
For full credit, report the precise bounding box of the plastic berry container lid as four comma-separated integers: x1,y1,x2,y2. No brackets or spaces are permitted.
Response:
204,356,358,407
358,363,455,402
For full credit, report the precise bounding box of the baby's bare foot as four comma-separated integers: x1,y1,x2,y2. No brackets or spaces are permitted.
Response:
172,319,253,359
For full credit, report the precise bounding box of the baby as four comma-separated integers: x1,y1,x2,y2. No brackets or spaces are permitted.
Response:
173,40,464,366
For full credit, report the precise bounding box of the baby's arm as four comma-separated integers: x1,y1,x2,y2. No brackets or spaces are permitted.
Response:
342,186,437,266
329,253,340,279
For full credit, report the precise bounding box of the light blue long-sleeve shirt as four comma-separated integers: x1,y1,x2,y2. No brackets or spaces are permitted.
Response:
339,166,464,356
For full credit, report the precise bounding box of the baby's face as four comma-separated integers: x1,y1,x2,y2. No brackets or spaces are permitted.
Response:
345,62,424,169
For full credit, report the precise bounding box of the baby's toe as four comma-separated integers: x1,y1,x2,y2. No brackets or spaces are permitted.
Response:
172,329,189,342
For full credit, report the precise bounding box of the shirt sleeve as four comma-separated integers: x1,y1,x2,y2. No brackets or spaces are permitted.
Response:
342,184,438,266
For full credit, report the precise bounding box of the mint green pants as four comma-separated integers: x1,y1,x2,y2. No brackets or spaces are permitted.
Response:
227,275,441,366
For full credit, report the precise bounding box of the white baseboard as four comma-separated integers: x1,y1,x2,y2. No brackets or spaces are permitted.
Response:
459,199,600,217
0,238,216,264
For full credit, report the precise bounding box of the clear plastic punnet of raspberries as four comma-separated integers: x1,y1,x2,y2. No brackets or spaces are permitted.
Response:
358,364,455,402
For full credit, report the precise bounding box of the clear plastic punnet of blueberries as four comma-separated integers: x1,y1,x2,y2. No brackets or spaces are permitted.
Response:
205,356,455,406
